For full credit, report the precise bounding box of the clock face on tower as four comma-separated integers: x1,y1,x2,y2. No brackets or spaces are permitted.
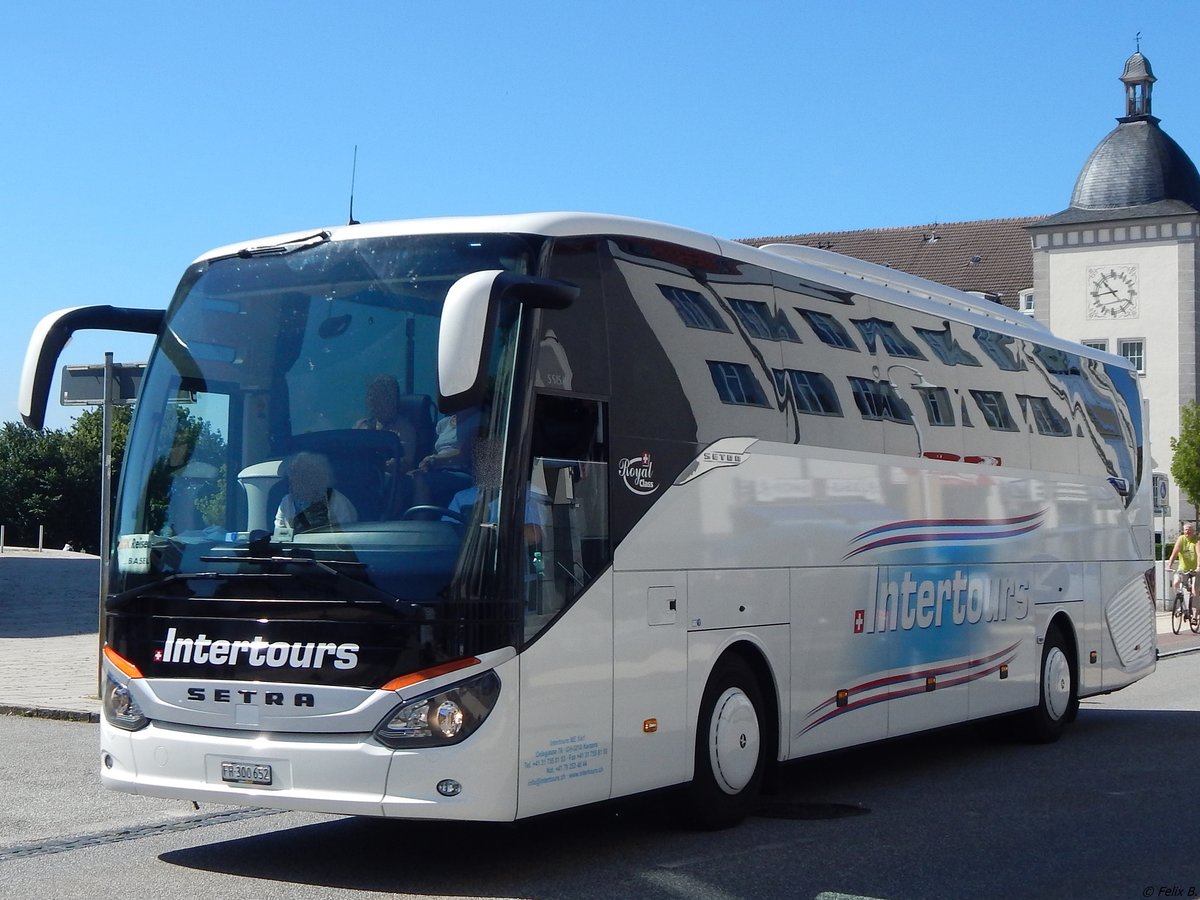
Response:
1086,264,1139,319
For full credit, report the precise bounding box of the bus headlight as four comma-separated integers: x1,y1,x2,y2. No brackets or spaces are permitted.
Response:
374,670,500,748
102,674,148,731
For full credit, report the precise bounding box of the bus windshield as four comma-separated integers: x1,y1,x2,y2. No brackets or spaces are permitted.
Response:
109,232,543,682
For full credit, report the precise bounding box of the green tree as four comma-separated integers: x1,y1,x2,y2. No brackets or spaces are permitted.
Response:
0,404,234,552
60,407,132,551
0,407,131,552
0,422,67,547
1170,400,1200,518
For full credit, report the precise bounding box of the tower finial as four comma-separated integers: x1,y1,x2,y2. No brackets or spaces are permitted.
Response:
1120,43,1156,119
1136,31,1141,53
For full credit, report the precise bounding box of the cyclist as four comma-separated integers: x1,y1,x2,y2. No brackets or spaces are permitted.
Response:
1166,522,1199,622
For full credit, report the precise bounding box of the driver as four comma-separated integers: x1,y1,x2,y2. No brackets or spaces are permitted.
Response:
275,452,359,532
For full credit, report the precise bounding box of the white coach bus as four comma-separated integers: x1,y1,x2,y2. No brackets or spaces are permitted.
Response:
20,213,1155,828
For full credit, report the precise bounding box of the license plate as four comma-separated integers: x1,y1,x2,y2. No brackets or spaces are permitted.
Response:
221,761,272,785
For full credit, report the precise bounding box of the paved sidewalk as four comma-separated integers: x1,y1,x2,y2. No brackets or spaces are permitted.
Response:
1156,603,1200,657
0,549,1198,724
0,549,101,722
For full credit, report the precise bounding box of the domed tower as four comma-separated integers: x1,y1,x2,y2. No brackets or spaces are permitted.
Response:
1065,51,1200,216
1028,49,1200,525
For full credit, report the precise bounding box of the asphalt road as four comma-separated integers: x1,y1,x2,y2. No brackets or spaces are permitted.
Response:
2,654,1198,900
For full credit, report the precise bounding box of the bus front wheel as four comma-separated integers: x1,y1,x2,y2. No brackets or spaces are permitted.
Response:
1022,625,1077,743
684,655,767,829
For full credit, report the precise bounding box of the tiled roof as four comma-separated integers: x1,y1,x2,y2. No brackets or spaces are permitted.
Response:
1037,199,1200,227
741,216,1045,310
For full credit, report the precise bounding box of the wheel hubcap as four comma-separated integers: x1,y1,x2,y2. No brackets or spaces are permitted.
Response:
1043,647,1071,721
709,687,761,795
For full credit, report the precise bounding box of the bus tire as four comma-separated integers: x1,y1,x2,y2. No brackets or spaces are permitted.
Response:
684,654,767,830
1022,625,1077,743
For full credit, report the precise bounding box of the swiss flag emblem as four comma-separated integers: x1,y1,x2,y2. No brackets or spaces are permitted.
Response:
853,609,865,634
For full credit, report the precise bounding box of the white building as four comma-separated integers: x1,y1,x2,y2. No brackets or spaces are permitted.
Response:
1029,50,1200,526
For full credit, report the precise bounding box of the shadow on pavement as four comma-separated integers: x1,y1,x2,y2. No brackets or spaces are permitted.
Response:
157,706,1200,898
0,556,99,638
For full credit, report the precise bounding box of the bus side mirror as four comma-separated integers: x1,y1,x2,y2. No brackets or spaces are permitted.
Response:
438,271,577,412
19,305,164,430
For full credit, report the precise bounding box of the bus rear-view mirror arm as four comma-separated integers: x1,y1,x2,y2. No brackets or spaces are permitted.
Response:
18,305,165,430
437,270,577,412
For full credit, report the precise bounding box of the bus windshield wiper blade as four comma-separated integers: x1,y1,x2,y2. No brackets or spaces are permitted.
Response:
218,230,331,260
196,555,414,611
110,572,201,607
111,557,415,613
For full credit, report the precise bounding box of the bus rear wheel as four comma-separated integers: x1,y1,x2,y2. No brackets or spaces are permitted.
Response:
684,655,767,829
1022,625,1077,743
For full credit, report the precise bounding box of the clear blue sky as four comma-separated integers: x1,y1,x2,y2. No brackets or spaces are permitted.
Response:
3,1,1195,429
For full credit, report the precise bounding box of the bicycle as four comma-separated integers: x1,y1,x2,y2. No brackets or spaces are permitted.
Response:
1171,570,1199,635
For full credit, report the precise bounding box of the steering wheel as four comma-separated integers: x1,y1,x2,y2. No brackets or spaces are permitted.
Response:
401,505,465,523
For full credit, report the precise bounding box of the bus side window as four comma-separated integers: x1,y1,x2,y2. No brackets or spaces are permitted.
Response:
526,396,611,630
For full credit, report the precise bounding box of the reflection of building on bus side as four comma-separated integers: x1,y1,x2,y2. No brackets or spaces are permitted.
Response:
610,236,1139,503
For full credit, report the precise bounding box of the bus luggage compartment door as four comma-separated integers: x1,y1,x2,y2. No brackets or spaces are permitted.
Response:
611,571,689,798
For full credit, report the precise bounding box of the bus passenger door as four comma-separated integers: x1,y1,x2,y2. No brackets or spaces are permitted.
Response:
516,395,618,818
611,571,690,797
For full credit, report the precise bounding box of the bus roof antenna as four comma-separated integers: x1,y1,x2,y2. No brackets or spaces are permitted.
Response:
347,145,360,226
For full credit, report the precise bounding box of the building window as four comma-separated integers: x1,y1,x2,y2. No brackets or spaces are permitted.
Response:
1032,345,1082,375
1082,363,1125,437
796,309,858,350
973,328,1026,372
969,390,1018,431
729,298,800,342
1018,395,1071,436
1081,339,1109,353
659,284,729,332
707,361,769,406
773,368,842,416
850,318,924,359
847,377,913,423
728,298,773,339
1118,339,1145,374
920,387,956,426
914,324,981,367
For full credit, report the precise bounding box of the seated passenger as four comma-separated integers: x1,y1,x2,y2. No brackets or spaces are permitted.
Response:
275,452,359,532
412,411,477,506
446,439,547,546
356,373,417,472
415,413,462,472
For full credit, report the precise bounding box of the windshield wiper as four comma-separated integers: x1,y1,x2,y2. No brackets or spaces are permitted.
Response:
110,572,199,607
111,556,417,614
210,230,331,261
202,555,415,609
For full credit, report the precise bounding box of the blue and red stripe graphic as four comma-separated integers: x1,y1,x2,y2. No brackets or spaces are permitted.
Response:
800,641,1021,735
843,510,1046,559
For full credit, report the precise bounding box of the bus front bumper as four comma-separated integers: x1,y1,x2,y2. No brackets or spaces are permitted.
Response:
100,718,520,821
